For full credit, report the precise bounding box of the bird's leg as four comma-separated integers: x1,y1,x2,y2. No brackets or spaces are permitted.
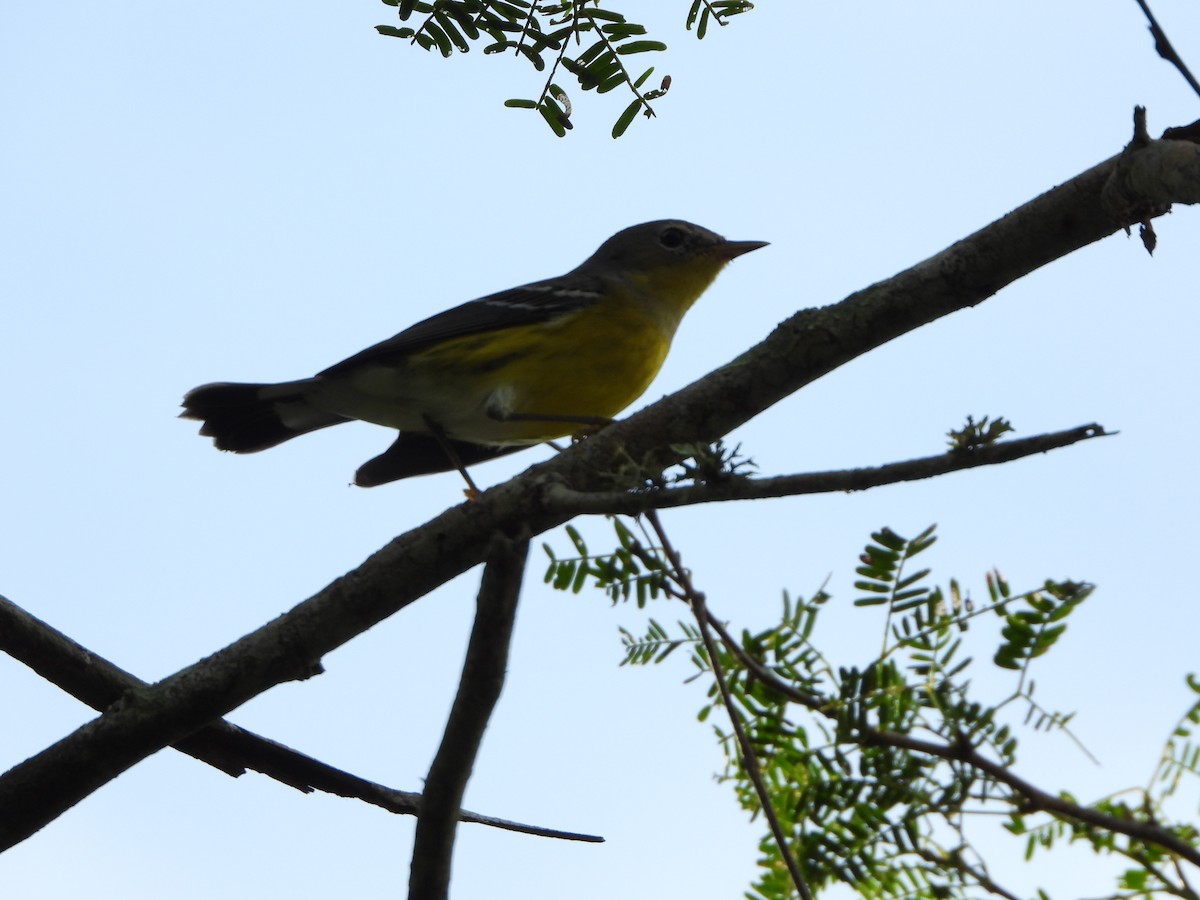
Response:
422,415,482,499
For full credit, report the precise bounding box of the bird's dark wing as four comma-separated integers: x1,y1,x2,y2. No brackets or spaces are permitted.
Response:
354,432,527,486
319,279,603,377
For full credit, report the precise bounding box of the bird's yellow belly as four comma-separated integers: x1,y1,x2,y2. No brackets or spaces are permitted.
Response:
322,306,673,445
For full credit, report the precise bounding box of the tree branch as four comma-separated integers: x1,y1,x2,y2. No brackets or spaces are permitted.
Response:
644,511,814,900
910,846,1022,900
698,605,1200,869
1,130,1196,851
1133,0,1200,100
863,729,1200,870
0,595,599,843
409,530,530,900
540,423,1109,515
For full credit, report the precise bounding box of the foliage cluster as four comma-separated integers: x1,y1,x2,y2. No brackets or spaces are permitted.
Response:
546,521,1200,899
377,0,754,136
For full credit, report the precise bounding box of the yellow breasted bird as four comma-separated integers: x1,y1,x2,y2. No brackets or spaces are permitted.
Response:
181,219,767,487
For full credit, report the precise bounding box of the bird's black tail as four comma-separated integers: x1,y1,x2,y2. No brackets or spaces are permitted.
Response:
181,380,347,452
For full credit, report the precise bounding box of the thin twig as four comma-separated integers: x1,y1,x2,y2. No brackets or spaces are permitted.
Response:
1177,856,1198,898
1132,854,1197,899
542,424,1110,516
0,594,598,843
531,2,577,115
643,510,814,900
409,529,531,900
1133,0,1200,99
911,846,1022,900
579,7,656,119
698,0,732,28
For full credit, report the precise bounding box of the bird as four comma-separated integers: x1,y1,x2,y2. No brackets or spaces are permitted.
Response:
181,219,767,488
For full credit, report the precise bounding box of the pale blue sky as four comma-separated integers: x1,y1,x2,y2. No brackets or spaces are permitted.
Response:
3,2,1200,898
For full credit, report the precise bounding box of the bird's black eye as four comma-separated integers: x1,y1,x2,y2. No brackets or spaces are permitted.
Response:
659,226,686,249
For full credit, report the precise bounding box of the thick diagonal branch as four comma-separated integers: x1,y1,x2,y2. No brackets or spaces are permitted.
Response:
1,133,1197,851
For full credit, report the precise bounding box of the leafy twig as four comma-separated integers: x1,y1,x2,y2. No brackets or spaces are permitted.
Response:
702,611,1200,869
579,7,657,118
643,510,815,900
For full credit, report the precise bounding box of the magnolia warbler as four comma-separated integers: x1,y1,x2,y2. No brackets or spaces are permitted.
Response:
182,219,766,488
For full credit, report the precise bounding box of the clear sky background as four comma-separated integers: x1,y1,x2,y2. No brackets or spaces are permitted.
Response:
3,2,1200,898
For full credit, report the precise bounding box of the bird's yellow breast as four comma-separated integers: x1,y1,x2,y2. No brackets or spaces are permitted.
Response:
404,299,672,444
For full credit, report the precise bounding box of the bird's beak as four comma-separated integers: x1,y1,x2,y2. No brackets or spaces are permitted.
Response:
713,239,769,261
